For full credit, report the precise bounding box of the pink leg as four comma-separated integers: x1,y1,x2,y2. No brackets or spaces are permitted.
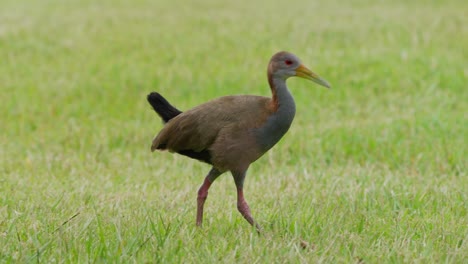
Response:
232,170,262,233
196,168,221,227
196,177,212,226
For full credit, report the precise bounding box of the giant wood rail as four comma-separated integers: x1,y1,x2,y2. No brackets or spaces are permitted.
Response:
147,51,330,232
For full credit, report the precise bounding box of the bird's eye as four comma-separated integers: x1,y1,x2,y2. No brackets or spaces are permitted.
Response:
284,60,293,65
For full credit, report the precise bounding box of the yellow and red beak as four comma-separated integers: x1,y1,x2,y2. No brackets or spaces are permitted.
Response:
295,64,331,88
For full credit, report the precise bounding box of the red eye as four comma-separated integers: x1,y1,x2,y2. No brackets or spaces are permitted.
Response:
285,60,293,65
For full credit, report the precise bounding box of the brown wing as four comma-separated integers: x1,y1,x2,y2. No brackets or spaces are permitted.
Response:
151,95,273,153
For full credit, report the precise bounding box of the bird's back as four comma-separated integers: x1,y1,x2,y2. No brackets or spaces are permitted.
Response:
151,95,276,170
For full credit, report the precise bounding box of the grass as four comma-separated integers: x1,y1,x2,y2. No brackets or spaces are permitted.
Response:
1,0,467,262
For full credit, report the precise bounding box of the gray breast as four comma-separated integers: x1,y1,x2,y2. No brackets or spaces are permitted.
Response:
253,106,296,152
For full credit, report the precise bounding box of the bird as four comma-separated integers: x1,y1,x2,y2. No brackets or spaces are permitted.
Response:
147,51,330,232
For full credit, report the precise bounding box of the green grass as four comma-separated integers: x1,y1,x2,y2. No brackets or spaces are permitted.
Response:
1,0,467,262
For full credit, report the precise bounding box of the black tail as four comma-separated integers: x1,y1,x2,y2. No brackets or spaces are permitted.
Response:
147,92,182,123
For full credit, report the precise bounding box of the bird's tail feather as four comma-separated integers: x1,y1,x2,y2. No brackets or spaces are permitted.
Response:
147,92,182,123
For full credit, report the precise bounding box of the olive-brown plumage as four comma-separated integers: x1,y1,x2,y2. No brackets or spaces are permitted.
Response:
148,51,330,231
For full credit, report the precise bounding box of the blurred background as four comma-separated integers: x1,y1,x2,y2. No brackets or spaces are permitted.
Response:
0,0,466,262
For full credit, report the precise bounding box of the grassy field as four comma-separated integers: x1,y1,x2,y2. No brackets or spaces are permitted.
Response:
1,0,467,262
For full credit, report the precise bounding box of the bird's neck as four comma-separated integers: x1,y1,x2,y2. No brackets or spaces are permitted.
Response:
254,76,296,151
269,76,296,117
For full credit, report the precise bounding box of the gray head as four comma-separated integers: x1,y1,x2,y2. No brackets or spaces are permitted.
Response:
268,51,331,88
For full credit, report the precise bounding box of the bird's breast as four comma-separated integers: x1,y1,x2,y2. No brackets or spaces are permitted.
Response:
252,104,296,152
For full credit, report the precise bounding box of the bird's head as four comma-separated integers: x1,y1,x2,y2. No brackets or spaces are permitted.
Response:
268,51,331,88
